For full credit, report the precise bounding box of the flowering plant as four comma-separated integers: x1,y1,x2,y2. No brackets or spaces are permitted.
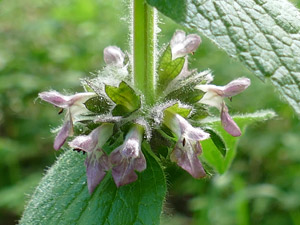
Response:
20,0,282,224
38,30,251,192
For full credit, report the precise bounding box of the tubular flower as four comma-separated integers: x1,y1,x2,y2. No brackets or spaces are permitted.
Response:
39,91,95,150
196,78,251,136
103,46,125,67
164,111,210,178
110,124,146,187
68,123,114,194
170,30,201,60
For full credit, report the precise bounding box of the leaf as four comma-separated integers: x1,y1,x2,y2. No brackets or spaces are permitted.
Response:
164,70,210,104
157,45,185,94
105,81,141,116
147,0,300,115
84,96,112,114
200,110,276,174
167,103,192,118
205,128,226,157
20,150,166,225
189,103,209,121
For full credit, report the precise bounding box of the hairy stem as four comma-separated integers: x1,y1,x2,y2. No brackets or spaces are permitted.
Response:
133,0,156,105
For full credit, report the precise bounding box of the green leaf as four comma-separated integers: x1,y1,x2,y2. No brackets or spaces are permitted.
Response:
105,81,141,116
190,103,209,121
164,70,209,104
84,96,111,114
157,45,185,94
200,110,276,174
205,128,226,157
147,0,300,115
167,103,192,118
20,150,166,225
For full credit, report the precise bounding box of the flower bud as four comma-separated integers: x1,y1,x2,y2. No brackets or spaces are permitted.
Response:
170,30,201,60
103,46,125,67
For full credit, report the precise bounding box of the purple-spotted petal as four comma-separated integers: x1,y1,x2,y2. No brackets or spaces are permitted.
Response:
104,46,125,67
68,127,101,152
221,104,241,137
85,150,110,194
222,78,251,97
53,120,72,150
170,30,201,60
171,139,206,178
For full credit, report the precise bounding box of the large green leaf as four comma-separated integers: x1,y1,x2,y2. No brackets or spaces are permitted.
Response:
20,149,166,225
147,0,300,115
200,110,275,173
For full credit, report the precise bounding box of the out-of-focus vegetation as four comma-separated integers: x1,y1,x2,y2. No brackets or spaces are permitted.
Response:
0,0,299,224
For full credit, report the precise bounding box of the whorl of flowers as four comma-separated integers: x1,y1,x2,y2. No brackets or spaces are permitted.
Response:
39,30,250,193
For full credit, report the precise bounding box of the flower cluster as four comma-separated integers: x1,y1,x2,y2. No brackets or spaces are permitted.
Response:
39,30,250,193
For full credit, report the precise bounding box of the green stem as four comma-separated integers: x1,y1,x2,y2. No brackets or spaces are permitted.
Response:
133,0,156,105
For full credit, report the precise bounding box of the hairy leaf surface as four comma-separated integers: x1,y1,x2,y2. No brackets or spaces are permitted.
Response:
147,0,300,115
20,150,166,225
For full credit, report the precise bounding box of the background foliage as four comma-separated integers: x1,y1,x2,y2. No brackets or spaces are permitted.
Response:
0,0,299,224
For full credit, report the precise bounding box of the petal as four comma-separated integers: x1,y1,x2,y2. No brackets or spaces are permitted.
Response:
170,30,186,46
222,78,251,97
120,124,143,158
85,151,110,194
103,46,125,67
185,126,210,141
53,120,72,150
110,124,146,187
199,91,224,109
171,139,206,178
164,112,210,141
221,104,241,137
68,127,101,152
112,159,138,187
121,139,140,158
69,92,96,106
39,91,70,108
133,152,146,172
110,146,123,164
170,30,201,60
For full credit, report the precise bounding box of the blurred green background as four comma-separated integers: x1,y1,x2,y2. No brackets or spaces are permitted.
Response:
0,0,299,224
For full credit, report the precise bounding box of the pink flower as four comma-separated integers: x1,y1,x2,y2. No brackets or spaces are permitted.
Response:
170,30,201,60
164,111,210,178
196,78,251,136
39,91,95,150
69,123,114,194
110,124,146,187
103,46,125,67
